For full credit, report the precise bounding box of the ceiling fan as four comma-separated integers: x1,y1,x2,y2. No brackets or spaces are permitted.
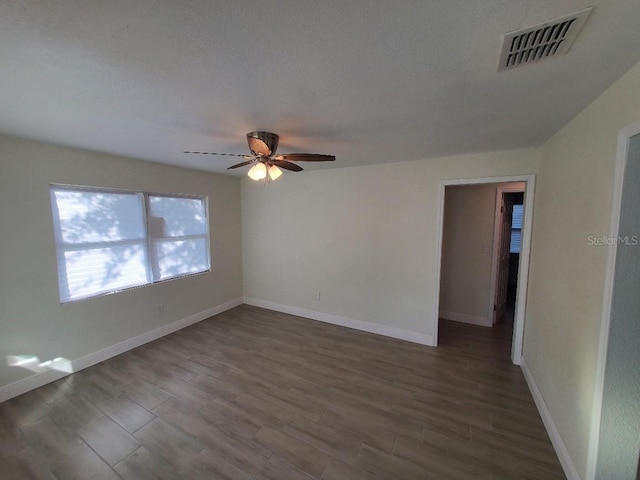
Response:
184,131,335,181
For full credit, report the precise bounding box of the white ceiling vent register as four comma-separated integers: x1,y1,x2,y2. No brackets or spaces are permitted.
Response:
498,7,593,71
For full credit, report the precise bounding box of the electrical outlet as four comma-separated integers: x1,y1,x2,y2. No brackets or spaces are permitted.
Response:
156,304,165,316
316,291,321,301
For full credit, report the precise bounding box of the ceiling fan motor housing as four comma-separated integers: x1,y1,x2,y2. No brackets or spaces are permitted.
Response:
247,131,279,156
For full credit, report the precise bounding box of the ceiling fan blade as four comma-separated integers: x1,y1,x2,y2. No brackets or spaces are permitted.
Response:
271,160,303,172
274,153,335,162
183,151,250,158
227,160,255,170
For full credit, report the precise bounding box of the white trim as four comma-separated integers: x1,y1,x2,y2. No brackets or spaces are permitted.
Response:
244,297,435,346
521,357,582,480
434,174,535,365
0,297,243,403
439,310,491,327
488,188,503,325
441,175,533,186
432,181,446,346
0,370,71,405
585,121,640,480
512,176,535,365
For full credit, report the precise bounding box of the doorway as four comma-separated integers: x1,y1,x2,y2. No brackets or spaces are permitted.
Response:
434,175,535,365
489,184,525,327
505,192,524,313
588,128,640,479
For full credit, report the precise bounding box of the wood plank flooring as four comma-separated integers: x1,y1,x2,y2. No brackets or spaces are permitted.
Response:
0,305,565,479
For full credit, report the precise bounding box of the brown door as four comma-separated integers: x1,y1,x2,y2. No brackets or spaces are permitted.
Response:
494,194,513,323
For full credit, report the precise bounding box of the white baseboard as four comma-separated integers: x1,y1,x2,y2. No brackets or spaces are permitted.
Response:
439,310,491,327
244,297,435,346
0,297,243,403
521,357,582,480
0,369,71,405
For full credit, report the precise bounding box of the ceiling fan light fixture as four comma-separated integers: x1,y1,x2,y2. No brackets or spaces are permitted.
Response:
247,162,267,181
268,165,282,181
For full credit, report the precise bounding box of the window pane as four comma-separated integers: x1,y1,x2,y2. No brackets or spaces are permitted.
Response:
60,244,148,301
510,230,522,254
511,204,524,230
151,238,209,281
148,196,207,237
53,190,145,244
50,186,210,302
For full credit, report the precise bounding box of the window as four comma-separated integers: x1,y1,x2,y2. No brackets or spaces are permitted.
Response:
510,204,524,253
50,185,210,302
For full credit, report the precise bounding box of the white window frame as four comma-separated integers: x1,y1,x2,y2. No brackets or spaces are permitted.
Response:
50,184,211,303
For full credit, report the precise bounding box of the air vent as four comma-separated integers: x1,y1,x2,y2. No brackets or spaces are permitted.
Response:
498,7,593,71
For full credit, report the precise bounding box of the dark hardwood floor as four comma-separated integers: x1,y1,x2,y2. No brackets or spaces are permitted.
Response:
0,305,565,479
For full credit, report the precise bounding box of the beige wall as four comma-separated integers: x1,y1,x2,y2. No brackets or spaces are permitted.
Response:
242,149,538,341
525,62,640,478
242,62,640,477
439,184,497,325
0,135,243,389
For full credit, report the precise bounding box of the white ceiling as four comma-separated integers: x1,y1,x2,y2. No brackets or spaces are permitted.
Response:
1,1,639,175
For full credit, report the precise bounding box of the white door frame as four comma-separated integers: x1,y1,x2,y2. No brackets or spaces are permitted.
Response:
585,120,640,480
433,174,536,365
488,182,526,325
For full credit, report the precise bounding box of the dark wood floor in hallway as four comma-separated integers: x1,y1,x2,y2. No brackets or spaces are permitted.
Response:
0,305,565,479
